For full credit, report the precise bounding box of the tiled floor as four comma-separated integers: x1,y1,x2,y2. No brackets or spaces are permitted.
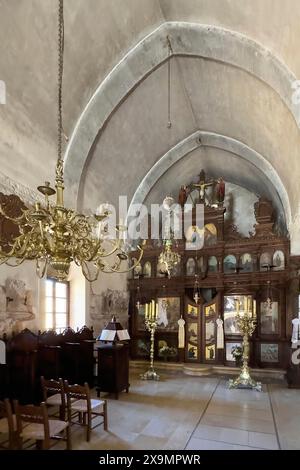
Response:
2,371,299,450
63,372,299,450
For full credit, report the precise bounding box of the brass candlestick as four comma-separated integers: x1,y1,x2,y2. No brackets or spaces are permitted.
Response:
140,300,160,381
229,297,262,391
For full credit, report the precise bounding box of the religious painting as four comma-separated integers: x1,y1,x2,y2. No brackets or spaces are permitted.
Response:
240,253,253,273
260,301,279,334
143,261,152,278
260,252,272,271
205,304,216,317
137,304,146,331
136,338,150,357
223,295,245,335
171,262,181,277
185,225,204,250
273,250,285,271
208,256,218,272
226,342,242,361
187,304,198,318
205,317,215,346
260,343,279,363
187,343,198,359
186,258,196,276
187,322,198,346
205,344,216,360
204,223,217,246
223,255,237,273
156,297,180,332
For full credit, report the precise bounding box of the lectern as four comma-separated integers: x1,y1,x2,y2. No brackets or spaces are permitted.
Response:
96,316,130,399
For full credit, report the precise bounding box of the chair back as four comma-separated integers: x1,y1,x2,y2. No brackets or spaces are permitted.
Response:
14,401,50,442
0,399,14,432
41,376,65,407
0,399,16,449
64,381,91,413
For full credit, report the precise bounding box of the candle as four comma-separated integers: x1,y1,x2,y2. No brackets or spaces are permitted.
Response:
152,300,155,321
155,302,158,319
145,303,148,320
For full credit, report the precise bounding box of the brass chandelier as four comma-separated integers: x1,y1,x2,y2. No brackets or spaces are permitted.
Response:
0,0,143,282
158,238,181,279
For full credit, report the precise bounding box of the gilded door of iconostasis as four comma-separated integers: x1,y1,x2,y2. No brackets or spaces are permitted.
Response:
185,292,220,363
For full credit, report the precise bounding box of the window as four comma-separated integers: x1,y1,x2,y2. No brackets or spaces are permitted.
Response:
45,278,69,332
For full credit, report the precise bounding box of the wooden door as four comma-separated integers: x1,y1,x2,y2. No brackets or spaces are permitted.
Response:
185,293,220,363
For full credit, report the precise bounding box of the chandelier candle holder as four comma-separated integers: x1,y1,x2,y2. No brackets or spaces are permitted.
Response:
0,0,144,282
140,300,160,381
229,296,262,391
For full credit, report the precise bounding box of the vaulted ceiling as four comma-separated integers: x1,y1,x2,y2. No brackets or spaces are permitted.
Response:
1,0,300,251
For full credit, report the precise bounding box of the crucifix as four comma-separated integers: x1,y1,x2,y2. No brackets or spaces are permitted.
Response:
192,170,215,204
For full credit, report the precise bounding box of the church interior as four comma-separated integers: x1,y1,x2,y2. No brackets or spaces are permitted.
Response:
1,0,300,452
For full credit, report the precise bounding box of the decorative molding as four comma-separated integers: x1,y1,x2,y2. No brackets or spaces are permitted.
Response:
0,170,41,206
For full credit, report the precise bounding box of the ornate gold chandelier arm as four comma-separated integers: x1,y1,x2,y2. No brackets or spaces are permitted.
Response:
95,239,122,259
101,244,144,274
81,260,101,283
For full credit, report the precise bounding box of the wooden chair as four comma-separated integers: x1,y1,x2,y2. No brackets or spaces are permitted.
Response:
14,400,71,450
0,399,17,449
64,381,107,442
41,376,66,421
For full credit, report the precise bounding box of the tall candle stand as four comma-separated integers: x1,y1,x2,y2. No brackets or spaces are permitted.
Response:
229,296,262,391
140,300,160,381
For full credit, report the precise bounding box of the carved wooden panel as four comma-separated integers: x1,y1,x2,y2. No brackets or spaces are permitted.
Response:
0,192,27,253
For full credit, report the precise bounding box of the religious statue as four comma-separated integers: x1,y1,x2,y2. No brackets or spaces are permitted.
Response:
216,316,224,349
177,315,185,348
216,177,225,205
178,185,188,207
192,170,214,204
5,278,35,320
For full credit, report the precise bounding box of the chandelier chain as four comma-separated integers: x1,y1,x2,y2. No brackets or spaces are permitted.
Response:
57,0,64,164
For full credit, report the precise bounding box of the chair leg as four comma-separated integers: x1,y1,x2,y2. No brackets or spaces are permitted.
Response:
66,425,71,450
59,405,65,421
103,401,108,431
87,413,91,442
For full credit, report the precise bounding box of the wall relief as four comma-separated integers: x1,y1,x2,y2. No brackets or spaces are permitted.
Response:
0,278,35,323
